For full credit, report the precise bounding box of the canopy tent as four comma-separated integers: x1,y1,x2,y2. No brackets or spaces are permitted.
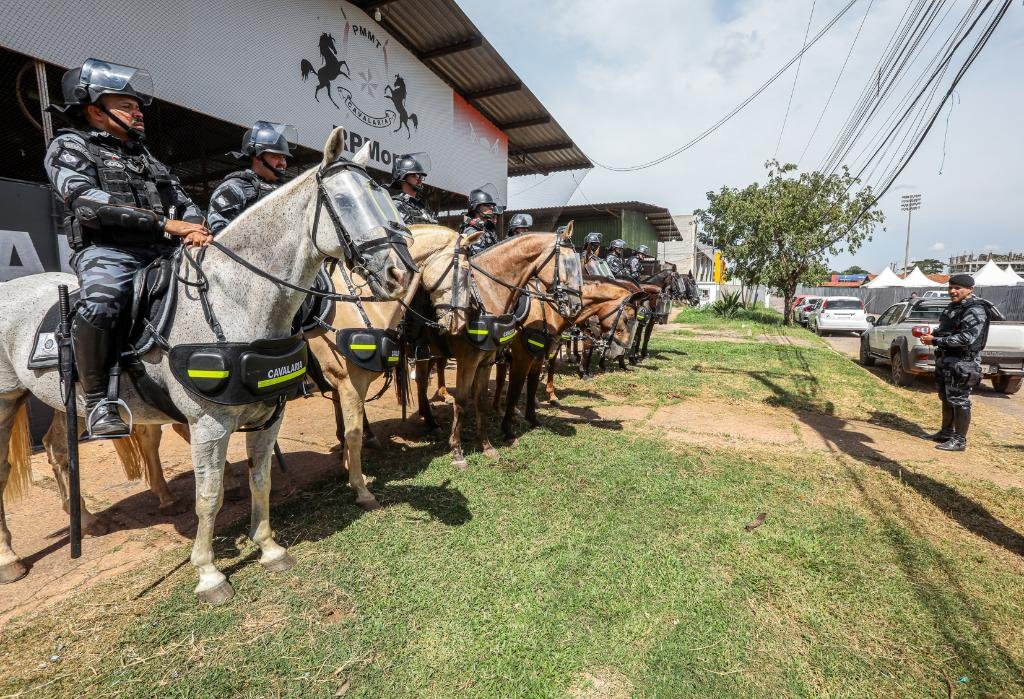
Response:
972,259,1015,286
1004,265,1024,285
862,266,905,288
903,266,944,287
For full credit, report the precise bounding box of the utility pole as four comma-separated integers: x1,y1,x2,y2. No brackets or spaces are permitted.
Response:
901,193,922,276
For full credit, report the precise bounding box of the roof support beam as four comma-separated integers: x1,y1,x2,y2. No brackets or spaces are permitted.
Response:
418,36,483,61
510,141,575,156
465,82,522,100
497,115,551,130
351,0,401,11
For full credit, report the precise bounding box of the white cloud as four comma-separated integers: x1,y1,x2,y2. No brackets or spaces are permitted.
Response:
928,242,946,252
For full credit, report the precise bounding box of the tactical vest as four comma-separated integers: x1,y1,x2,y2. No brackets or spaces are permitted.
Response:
938,298,994,355
222,169,278,208
393,192,437,225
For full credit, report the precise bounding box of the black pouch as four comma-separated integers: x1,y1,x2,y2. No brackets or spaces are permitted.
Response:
336,328,402,373
464,313,517,352
169,334,308,405
953,360,983,389
65,216,88,252
519,327,551,359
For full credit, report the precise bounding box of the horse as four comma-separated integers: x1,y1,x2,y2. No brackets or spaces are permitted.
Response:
300,33,350,109
384,74,418,138
493,277,640,442
0,127,414,604
629,269,701,363
413,229,579,468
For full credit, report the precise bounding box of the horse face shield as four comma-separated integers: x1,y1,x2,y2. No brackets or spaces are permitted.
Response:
556,248,584,318
319,165,416,298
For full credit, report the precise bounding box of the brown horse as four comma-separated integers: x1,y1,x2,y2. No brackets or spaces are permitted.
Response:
493,277,640,442
413,229,577,468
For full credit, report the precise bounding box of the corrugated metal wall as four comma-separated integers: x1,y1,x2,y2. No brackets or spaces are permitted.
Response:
620,210,659,250
796,285,1024,320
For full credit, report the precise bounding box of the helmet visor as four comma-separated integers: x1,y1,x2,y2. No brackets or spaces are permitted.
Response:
515,214,533,228
251,121,297,156
321,165,408,238
475,182,504,214
80,59,154,105
406,152,431,175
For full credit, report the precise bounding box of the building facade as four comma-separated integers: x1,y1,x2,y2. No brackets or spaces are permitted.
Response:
948,252,1024,274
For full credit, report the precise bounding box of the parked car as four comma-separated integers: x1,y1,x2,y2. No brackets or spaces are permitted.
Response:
922,290,950,300
808,297,870,335
859,299,1024,393
798,298,823,326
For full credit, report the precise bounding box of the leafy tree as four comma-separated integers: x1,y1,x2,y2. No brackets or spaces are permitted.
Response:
841,265,870,275
910,258,945,275
695,161,885,324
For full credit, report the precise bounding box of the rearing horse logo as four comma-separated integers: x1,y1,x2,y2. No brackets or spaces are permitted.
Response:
384,74,418,138
300,33,350,109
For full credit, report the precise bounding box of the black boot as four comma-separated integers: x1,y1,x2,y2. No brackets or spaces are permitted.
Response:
936,407,970,452
72,314,130,439
928,403,955,442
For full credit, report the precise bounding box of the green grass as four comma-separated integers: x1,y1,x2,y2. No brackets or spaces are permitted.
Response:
2,326,1023,698
674,306,805,337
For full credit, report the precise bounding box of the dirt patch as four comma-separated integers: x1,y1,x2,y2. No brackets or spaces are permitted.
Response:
567,667,634,699
651,401,801,447
657,323,820,348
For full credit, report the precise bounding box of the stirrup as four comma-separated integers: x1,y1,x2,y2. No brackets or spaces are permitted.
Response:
83,398,133,440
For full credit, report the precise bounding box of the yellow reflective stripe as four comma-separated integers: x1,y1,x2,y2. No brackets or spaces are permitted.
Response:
499,332,517,343
387,356,399,363
468,328,488,335
188,369,229,379
349,344,377,350
527,338,545,348
257,367,307,388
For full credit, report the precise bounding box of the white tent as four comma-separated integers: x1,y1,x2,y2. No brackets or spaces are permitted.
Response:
903,266,944,287
973,259,1014,286
862,266,906,288
1004,265,1024,285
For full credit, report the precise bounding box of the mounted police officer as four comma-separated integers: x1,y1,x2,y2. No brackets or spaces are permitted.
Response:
45,58,209,438
461,185,502,256
506,213,532,238
389,152,437,225
604,238,629,279
208,121,297,233
581,232,602,265
625,244,650,283
920,274,997,452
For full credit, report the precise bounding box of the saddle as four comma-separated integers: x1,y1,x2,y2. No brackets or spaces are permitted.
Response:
28,250,179,370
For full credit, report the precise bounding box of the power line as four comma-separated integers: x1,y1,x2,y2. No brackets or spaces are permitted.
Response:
775,0,818,159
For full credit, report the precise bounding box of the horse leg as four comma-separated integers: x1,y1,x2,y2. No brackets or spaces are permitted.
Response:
545,355,561,407
188,413,235,604
433,358,452,403
245,422,294,574
524,361,543,428
492,359,507,412
362,411,381,450
325,83,340,110
330,389,346,453
474,358,499,460
137,424,189,516
339,371,380,511
641,321,656,360
416,358,440,434
173,423,244,501
43,414,106,536
449,357,472,469
0,396,28,583
501,356,529,442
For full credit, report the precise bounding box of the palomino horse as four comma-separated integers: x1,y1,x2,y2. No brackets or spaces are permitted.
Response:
493,277,640,442
414,229,579,467
0,128,414,603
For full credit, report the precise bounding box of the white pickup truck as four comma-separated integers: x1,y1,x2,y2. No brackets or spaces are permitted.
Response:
859,298,1024,394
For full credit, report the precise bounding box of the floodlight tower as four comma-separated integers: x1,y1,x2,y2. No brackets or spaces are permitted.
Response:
901,193,922,276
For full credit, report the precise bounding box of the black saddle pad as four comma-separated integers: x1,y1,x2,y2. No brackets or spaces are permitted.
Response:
294,264,335,334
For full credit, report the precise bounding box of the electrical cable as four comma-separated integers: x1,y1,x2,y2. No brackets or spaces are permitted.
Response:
775,0,818,158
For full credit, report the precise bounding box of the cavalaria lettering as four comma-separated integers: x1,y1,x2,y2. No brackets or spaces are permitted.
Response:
267,362,304,379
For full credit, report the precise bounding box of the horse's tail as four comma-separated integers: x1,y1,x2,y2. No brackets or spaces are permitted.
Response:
111,428,146,483
395,347,410,420
409,113,418,130
5,402,33,504
300,59,315,81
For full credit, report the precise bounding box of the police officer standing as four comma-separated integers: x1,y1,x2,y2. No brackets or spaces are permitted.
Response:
920,274,995,452
46,58,209,437
625,244,650,283
604,239,629,279
208,121,297,233
505,213,532,238
462,185,501,256
389,153,437,225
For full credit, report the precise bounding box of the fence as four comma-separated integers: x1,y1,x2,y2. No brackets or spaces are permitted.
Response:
796,285,1024,320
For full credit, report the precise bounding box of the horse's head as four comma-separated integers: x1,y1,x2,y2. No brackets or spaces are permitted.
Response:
410,224,478,337
320,33,337,57
601,291,641,360
312,128,416,300
393,74,405,90
529,224,584,319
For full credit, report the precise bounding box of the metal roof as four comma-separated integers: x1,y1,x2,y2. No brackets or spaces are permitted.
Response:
349,0,592,177
505,201,684,241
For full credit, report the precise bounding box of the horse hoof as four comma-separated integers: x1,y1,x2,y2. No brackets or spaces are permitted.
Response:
224,486,247,502
197,579,235,605
483,447,500,460
548,399,561,407
83,518,111,537
262,552,297,574
357,497,381,512
452,458,468,470
0,561,28,584
159,498,191,517
526,417,541,428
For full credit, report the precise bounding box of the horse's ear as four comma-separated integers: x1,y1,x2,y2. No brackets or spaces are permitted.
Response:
562,221,574,242
460,231,482,247
353,140,373,168
323,127,346,166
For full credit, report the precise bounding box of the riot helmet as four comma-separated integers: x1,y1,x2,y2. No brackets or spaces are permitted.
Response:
506,213,533,236
230,121,296,180
635,244,650,257
54,58,155,111
467,183,503,220
391,152,431,191
609,239,626,254
584,232,602,248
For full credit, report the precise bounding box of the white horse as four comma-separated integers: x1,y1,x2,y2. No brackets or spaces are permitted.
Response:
0,127,414,604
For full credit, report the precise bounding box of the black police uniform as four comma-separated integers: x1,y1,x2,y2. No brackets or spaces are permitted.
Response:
208,169,281,233
461,217,498,257
624,254,645,283
392,192,438,225
605,251,628,279
931,296,992,449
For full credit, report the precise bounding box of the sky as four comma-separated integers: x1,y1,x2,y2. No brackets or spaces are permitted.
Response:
458,0,1023,273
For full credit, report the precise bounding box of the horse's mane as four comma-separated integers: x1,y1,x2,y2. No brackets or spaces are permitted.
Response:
472,231,554,262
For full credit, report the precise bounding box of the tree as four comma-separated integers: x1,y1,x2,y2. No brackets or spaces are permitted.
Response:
910,258,945,275
842,265,870,275
695,161,885,325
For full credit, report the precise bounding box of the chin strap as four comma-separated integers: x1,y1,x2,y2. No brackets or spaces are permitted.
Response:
258,154,287,182
98,103,146,143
